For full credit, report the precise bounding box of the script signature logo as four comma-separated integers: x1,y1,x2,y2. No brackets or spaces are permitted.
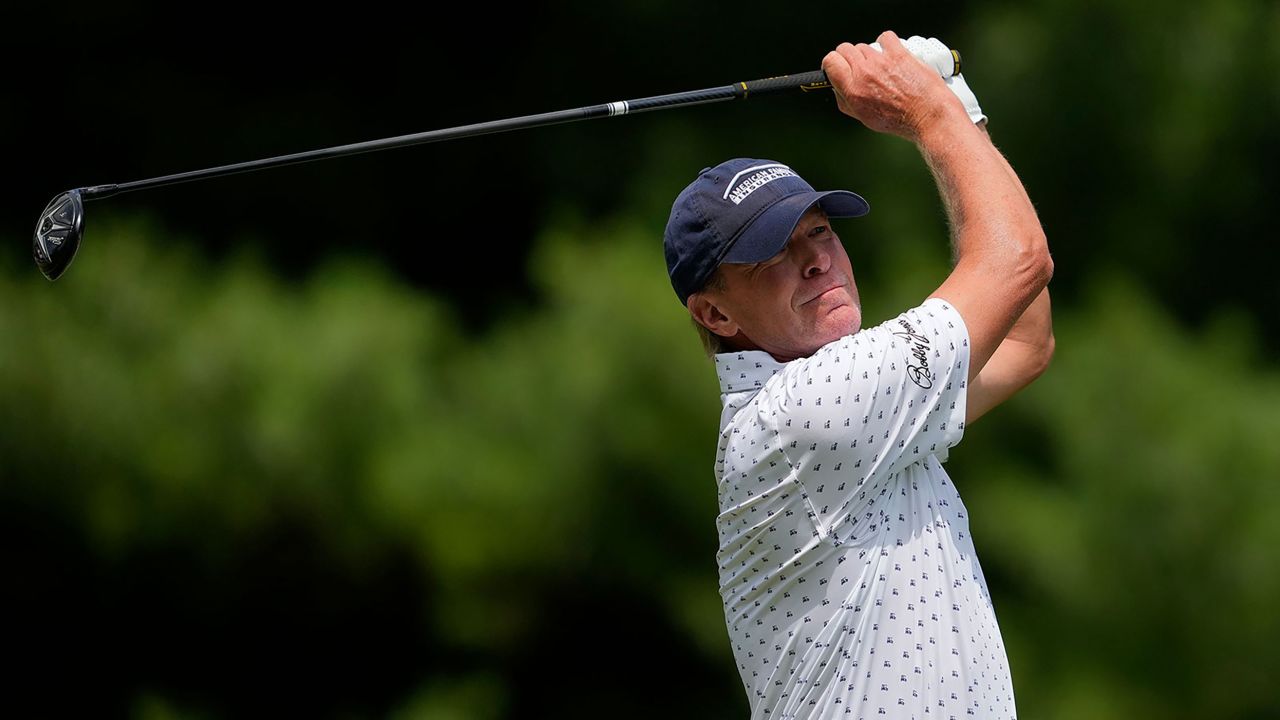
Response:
892,319,932,389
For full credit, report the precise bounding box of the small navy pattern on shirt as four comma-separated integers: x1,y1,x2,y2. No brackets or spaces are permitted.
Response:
712,299,1016,720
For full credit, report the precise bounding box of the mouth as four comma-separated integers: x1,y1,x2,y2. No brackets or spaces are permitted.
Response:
801,281,848,307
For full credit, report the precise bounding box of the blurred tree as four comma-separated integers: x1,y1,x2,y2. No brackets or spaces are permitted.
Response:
3,210,1278,717
2,0,1278,716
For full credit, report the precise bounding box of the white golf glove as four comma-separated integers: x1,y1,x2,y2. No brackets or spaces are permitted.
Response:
869,35,987,126
945,72,987,125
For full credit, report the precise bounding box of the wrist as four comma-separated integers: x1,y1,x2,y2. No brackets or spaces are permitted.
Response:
912,102,979,151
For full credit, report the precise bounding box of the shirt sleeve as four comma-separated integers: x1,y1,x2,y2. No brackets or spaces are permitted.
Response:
762,297,970,541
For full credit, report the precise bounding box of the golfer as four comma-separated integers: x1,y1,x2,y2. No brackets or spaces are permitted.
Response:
664,31,1053,719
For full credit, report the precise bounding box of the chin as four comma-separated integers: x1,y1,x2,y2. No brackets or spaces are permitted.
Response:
832,303,862,338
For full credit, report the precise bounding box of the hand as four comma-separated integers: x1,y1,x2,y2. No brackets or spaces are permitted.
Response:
872,35,988,126
870,35,957,79
821,30,968,140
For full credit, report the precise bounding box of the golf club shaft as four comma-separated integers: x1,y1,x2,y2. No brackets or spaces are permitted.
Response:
79,71,833,201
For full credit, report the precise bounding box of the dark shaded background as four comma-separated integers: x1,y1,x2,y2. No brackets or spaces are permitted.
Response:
11,0,1273,334
3,1,1278,718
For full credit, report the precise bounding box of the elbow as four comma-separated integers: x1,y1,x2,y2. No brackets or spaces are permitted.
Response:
1039,243,1055,286
1030,331,1056,380
1026,227,1053,285
1025,243,1055,381
1011,228,1053,293
1010,331,1055,390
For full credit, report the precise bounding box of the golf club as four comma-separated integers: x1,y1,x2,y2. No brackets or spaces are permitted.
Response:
33,43,961,282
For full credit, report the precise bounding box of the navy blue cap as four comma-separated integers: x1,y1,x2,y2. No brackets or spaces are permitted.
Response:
664,158,870,306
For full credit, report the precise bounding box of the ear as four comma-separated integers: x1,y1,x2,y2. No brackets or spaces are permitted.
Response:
687,290,740,339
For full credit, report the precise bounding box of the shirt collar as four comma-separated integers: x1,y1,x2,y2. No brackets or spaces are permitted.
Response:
715,350,787,394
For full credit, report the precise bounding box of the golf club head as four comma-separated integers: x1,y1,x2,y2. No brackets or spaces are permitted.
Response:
33,189,84,281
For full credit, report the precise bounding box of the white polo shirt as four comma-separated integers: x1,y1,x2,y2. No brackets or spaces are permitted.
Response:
712,298,1016,719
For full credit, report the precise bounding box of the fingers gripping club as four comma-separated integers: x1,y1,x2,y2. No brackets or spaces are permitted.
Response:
868,36,962,79
866,35,985,124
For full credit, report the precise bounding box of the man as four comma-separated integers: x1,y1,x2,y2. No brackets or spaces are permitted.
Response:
663,31,1054,719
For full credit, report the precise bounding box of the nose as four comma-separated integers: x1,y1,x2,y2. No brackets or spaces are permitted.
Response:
796,237,831,279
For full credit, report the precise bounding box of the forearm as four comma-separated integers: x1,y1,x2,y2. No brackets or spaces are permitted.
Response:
918,110,1048,280
920,107,1053,376
975,123,1040,245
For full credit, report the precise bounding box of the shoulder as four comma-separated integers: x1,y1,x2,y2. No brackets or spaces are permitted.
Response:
758,299,970,433
782,298,967,383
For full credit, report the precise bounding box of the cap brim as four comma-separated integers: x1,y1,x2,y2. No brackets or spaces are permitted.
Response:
721,190,869,264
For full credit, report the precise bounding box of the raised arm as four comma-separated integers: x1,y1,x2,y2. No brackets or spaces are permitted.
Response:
821,31,1053,397
958,126,1054,423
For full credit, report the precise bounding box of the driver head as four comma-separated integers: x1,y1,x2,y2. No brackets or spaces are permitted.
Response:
33,189,84,281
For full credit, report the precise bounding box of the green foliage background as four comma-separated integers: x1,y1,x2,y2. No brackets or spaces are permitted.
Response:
4,0,1279,717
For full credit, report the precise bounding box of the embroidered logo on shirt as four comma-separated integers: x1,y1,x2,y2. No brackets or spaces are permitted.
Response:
892,318,933,389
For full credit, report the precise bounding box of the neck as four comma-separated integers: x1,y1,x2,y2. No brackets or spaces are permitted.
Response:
723,332,799,364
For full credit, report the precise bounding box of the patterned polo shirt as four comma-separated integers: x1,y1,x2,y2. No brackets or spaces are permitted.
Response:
711,298,1016,719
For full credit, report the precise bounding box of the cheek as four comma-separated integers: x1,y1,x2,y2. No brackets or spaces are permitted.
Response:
844,265,860,301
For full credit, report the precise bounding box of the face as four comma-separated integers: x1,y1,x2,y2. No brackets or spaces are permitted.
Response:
690,205,862,362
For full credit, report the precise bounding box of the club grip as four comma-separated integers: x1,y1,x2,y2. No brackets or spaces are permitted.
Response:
736,71,831,98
